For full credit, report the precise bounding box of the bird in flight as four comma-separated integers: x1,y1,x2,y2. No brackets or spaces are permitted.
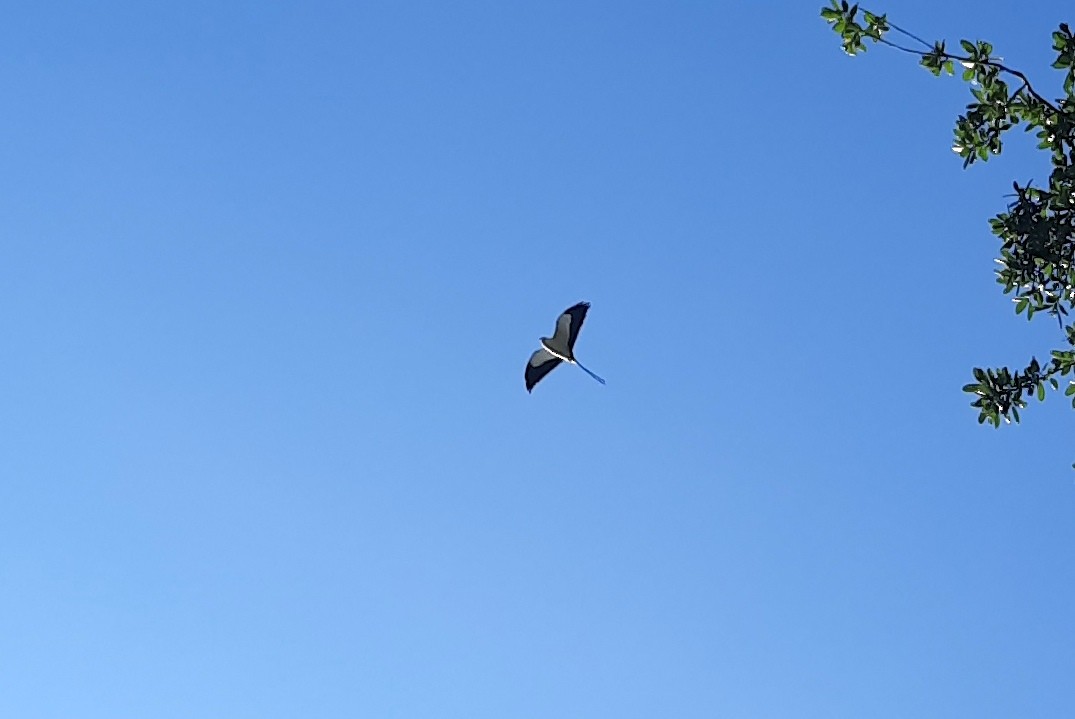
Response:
525,301,606,393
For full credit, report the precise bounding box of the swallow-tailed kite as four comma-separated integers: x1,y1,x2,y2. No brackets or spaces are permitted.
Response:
525,302,606,392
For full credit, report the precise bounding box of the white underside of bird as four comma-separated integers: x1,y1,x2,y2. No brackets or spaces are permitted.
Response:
539,337,573,362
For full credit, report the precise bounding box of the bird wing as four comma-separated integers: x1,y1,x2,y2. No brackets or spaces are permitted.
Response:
525,347,562,392
552,301,590,352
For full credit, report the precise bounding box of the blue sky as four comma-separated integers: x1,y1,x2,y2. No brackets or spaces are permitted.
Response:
2,2,1074,716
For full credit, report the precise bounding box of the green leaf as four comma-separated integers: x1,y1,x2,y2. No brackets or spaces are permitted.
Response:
960,39,975,54
1038,383,1046,401
1064,382,1075,396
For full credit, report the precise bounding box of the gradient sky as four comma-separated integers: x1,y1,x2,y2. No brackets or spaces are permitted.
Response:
3,2,1074,717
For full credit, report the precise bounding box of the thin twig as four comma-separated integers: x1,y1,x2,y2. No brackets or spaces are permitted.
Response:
888,21,933,51
1011,79,1031,105
878,37,928,55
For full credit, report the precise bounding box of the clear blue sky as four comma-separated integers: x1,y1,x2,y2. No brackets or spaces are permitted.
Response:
2,2,1073,716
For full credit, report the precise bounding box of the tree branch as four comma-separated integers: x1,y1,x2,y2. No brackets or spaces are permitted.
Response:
877,40,1062,112
985,61,1060,113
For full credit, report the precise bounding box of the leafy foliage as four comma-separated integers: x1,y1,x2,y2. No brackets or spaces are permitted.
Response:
822,3,1075,437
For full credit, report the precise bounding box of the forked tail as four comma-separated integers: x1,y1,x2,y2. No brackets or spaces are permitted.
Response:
576,361,606,385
